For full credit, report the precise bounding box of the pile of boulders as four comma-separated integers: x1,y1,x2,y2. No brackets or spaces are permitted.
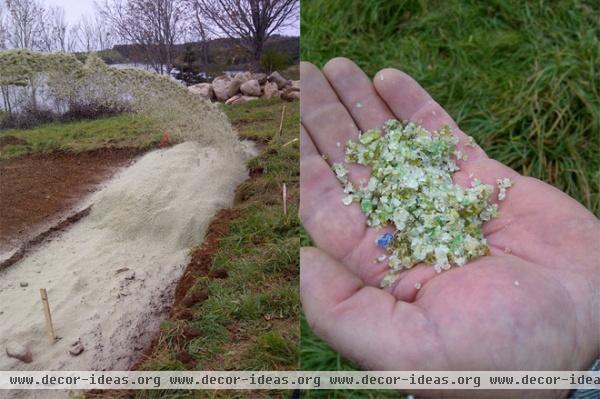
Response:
188,71,300,104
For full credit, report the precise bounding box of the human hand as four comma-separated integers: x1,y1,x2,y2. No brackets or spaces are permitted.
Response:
300,58,600,398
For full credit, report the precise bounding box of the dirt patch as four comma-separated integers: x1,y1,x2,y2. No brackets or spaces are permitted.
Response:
0,147,141,252
0,135,28,149
0,206,91,271
232,117,274,127
125,208,240,372
172,208,239,308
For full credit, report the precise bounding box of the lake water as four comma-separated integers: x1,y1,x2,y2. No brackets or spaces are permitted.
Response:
110,63,244,82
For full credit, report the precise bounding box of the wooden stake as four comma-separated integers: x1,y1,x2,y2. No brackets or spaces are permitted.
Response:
282,183,287,215
278,105,286,137
282,138,298,147
40,288,56,344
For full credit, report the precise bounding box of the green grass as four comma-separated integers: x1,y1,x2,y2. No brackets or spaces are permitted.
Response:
131,98,300,399
221,97,300,143
302,0,599,216
300,0,600,396
282,64,300,80
0,114,162,159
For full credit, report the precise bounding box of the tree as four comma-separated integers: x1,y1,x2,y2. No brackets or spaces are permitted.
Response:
71,14,114,53
195,0,298,66
76,14,97,52
39,6,68,52
94,15,115,51
0,3,8,49
98,0,186,74
5,0,45,49
186,0,212,66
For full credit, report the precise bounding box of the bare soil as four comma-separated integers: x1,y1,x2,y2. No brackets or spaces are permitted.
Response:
0,135,28,149
0,148,141,252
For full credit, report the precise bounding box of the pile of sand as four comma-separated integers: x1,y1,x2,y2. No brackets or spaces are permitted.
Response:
0,142,250,376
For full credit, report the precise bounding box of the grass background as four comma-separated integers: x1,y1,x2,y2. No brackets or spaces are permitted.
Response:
0,114,161,159
300,0,599,397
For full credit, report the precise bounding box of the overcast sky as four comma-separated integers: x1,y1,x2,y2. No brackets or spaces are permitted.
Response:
49,0,97,25
47,0,299,37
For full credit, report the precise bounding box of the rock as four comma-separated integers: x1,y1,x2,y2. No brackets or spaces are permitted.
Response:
240,79,261,96
6,342,32,363
251,72,267,84
267,71,290,89
212,76,232,101
281,89,300,102
69,339,84,356
290,80,300,91
234,71,252,84
188,83,214,100
225,94,242,105
19,282,28,287
227,72,252,98
225,95,259,105
263,81,280,99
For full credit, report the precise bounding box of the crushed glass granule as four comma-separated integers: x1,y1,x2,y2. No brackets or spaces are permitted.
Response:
497,177,513,201
376,233,394,248
333,119,500,286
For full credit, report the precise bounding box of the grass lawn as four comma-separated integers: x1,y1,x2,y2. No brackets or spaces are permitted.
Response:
223,97,300,143
300,0,599,396
128,98,300,399
0,114,162,159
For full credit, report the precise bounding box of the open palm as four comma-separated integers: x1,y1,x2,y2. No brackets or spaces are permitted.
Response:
300,58,600,398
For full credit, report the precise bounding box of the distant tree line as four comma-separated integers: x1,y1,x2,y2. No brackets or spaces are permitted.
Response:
0,0,299,74
0,0,114,52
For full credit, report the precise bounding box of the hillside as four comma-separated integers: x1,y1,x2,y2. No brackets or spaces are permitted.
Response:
95,35,299,72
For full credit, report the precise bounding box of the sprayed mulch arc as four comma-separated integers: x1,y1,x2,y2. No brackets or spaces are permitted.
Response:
0,147,141,252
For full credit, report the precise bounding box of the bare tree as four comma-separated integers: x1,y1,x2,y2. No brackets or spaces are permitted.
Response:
68,15,112,53
195,0,298,65
5,0,45,49
94,14,114,51
186,0,213,66
39,6,68,52
77,14,98,52
0,3,8,49
65,22,79,52
98,0,186,74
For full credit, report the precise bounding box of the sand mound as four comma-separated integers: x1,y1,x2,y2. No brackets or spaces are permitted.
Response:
0,142,249,378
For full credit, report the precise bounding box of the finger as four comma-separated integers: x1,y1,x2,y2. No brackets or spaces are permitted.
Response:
323,57,394,132
300,61,360,164
389,263,440,303
372,68,523,229
301,247,448,370
301,124,399,285
300,125,368,260
373,68,487,163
